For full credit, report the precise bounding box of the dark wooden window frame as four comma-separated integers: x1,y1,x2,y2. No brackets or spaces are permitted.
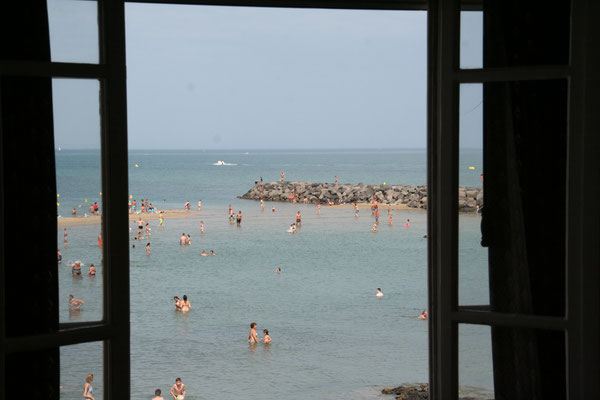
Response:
1,0,598,398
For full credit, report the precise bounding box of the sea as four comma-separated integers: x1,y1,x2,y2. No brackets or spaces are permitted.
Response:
56,149,493,400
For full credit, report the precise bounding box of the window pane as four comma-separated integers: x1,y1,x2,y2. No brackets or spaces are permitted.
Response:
459,83,488,306
60,341,103,399
460,11,483,69
47,0,99,64
54,79,103,323
459,324,494,397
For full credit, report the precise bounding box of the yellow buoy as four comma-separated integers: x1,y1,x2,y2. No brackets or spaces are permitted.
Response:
135,164,139,168
468,166,475,170
57,194,60,198
130,195,133,199
85,199,88,203
57,202,60,206
99,192,102,196
383,182,386,185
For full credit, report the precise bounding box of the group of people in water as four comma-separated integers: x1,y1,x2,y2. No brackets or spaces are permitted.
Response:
173,295,191,312
248,322,272,345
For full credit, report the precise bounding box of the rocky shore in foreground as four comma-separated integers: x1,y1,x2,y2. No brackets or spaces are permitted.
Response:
239,181,483,212
382,383,494,400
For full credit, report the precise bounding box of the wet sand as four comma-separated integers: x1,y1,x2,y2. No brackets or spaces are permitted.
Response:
57,209,200,227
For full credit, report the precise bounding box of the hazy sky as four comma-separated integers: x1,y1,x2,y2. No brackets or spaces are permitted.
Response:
48,1,482,150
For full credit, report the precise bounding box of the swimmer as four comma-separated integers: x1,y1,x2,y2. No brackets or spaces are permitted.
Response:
200,221,204,234
248,322,259,344
181,295,191,312
236,211,242,227
376,288,384,297
152,388,164,400
354,203,359,217
173,296,182,311
260,199,264,210
388,213,393,225
186,234,191,245
317,204,321,214
72,207,77,215
87,264,96,276
69,295,84,311
83,373,95,400
423,234,428,238
197,200,202,211
405,219,410,227
372,224,378,233
276,267,281,274
272,207,275,213
419,310,428,320
72,261,82,275
209,250,215,256
261,329,272,344
57,249,62,264
170,378,186,400
180,233,186,245
98,233,102,246
145,223,150,237
296,211,302,226
146,243,151,256
201,250,207,256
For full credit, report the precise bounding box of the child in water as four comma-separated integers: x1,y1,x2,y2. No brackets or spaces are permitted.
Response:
376,288,384,297
261,329,272,344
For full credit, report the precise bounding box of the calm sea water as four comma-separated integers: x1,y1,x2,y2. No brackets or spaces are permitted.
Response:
57,149,492,400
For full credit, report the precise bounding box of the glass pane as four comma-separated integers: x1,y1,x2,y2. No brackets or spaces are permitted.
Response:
459,83,488,306
60,341,103,399
47,0,99,64
459,324,494,397
460,11,483,69
54,79,103,323
480,80,567,317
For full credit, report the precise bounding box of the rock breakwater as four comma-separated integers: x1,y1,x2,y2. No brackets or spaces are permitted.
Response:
381,383,494,400
239,182,483,212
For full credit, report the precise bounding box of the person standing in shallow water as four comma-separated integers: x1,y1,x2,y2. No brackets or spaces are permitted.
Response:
179,233,186,245
248,322,259,344
170,378,186,400
236,211,242,227
181,295,191,312
83,373,95,400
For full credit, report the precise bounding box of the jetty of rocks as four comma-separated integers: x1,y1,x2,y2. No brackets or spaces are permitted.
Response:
239,181,483,212
381,383,494,400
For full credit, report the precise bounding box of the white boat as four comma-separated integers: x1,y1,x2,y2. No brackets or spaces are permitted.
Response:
216,160,225,165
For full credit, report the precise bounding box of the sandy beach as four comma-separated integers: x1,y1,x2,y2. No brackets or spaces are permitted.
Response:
57,203,420,227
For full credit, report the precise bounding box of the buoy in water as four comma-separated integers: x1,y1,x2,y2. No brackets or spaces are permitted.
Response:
135,164,139,168
57,194,60,198
85,199,88,203
130,195,133,199
99,192,102,196
57,202,60,206
468,166,475,170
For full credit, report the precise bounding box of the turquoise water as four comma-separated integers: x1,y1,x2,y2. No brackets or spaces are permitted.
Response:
57,149,492,399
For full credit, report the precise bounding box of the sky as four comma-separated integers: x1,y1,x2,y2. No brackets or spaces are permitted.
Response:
48,1,482,150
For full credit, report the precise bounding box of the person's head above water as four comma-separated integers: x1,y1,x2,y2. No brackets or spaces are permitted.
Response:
263,329,269,335
183,295,187,301
155,389,161,396
174,296,180,300
175,377,182,383
251,322,257,328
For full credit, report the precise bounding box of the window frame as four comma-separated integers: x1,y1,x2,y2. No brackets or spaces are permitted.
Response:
2,0,599,399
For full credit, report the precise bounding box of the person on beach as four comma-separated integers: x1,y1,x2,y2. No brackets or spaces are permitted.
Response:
173,296,182,311
197,200,202,211
248,322,259,344
236,211,243,227
261,329,272,344
209,250,216,256
405,219,410,227
83,373,95,400
146,243,151,256
98,233,102,246
261,199,264,210
94,202,99,215
200,221,204,235
296,211,302,226
186,234,191,245
145,223,150,237
376,288,384,297
153,389,164,400
372,224,378,233
184,201,190,211
419,310,428,319
72,261,82,275
57,249,62,264
170,378,186,400
180,234,186,245
88,264,96,276
181,295,191,312
201,250,208,256
69,295,84,311
354,203,359,217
